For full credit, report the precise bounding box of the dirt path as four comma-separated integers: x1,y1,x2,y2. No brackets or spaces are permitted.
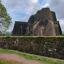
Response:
0,54,42,64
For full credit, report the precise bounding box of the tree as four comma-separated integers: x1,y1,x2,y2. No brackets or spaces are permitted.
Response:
0,0,11,35
0,0,11,27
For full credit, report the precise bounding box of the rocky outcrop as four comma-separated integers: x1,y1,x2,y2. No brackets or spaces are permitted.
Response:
12,8,62,36
27,8,62,36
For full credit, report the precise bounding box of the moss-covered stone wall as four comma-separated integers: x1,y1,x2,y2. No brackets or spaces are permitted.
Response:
0,36,64,59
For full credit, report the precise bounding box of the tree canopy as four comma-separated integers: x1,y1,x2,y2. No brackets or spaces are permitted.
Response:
0,1,11,27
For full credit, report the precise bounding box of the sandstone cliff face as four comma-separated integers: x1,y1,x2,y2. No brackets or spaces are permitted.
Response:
27,8,62,36
12,8,62,36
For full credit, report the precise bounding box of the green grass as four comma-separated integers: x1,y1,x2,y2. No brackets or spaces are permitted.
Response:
0,48,64,64
0,60,22,64
0,36,64,38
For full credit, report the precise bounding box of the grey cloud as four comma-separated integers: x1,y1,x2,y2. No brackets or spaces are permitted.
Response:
2,0,38,13
49,0,64,19
2,0,64,20
2,0,40,21
59,20,64,32
47,0,64,33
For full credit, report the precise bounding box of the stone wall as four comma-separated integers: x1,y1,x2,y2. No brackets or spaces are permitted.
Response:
0,36,64,59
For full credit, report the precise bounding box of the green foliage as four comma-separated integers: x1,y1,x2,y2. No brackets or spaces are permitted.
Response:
3,32,12,36
0,1,11,27
0,60,21,64
62,34,64,36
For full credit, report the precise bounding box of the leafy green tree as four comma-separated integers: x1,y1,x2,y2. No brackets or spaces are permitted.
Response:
0,0,12,35
0,0,11,27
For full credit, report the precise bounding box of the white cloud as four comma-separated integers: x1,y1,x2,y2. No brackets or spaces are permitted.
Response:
2,0,64,21
2,0,40,21
48,0,64,19
31,0,38,3
42,3,49,8
59,19,64,32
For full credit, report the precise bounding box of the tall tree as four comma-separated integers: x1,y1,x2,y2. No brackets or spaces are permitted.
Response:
0,0,11,27
0,0,11,35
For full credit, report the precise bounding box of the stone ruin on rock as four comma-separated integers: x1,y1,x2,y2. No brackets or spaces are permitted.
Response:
12,8,62,36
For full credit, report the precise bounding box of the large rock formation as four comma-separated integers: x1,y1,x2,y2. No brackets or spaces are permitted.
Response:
27,8,62,36
12,8,62,36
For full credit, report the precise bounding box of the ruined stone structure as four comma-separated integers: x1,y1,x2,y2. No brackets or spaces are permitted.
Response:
12,22,27,36
12,8,62,36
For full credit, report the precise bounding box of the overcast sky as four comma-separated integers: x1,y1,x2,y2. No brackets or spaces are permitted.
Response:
1,0,64,32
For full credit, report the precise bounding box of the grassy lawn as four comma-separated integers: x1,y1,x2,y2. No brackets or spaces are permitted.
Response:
0,60,22,64
0,48,64,64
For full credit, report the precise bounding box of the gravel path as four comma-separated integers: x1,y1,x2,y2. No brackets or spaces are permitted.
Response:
0,54,41,64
